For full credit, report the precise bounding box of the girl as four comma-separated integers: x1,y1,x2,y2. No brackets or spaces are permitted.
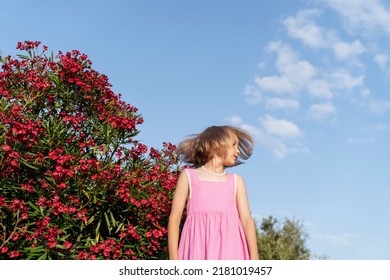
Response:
168,125,259,260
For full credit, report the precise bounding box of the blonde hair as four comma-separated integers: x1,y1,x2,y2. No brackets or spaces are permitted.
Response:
177,125,254,167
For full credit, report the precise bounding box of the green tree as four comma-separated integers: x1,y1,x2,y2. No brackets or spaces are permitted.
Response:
257,216,311,260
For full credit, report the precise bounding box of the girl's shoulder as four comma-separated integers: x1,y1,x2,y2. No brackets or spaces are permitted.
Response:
182,167,195,174
235,173,245,181
180,167,197,181
228,171,242,178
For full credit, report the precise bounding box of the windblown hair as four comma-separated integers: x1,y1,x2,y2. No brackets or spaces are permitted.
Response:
177,125,254,167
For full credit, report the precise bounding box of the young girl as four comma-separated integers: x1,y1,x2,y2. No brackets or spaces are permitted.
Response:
168,125,259,260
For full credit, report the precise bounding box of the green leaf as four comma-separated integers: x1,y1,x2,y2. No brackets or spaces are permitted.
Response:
16,54,30,60
86,215,95,225
38,251,48,260
104,212,112,234
110,211,117,227
82,189,90,200
95,220,101,243
26,201,40,213
25,245,45,252
19,158,39,170
115,222,124,234
58,234,71,242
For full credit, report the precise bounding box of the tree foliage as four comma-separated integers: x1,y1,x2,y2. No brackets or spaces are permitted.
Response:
0,41,179,259
257,216,311,260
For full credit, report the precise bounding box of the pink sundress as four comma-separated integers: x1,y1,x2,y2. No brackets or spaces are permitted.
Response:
178,168,249,260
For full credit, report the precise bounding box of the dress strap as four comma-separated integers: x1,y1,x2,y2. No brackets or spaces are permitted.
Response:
184,169,192,199
233,174,237,199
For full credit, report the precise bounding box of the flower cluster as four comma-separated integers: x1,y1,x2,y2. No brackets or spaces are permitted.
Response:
0,41,180,259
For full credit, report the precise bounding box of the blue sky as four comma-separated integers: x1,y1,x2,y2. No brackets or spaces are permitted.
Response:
1,0,390,259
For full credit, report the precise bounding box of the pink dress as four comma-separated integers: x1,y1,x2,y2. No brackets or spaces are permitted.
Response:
178,168,249,260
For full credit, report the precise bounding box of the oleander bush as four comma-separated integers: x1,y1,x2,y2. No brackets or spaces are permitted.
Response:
0,41,179,259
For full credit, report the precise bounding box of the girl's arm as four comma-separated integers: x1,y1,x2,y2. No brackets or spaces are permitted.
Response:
168,171,189,260
236,175,259,260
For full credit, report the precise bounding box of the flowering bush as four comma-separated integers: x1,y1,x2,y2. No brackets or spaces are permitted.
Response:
0,41,179,259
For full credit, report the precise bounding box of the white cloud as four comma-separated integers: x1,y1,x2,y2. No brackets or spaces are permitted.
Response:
253,41,364,106
359,88,390,114
368,99,390,114
225,116,266,141
266,97,300,111
314,233,359,246
259,115,302,138
374,53,389,71
271,42,317,86
243,84,262,105
322,0,390,35
225,116,308,159
255,41,317,95
307,79,333,99
240,1,390,160
225,115,243,126
333,40,366,60
373,123,390,131
284,8,366,62
257,133,309,160
307,102,336,121
331,69,364,89
255,75,295,93
249,39,365,113
347,137,376,144
283,9,328,48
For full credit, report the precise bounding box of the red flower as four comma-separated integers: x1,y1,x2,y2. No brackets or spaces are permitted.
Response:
56,182,67,189
8,251,21,258
1,145,11,152
47,240,57,248
0,196,6,207
16,40,41,50
64,241,73,249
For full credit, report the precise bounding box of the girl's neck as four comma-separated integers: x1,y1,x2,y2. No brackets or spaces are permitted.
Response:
202,161,225,175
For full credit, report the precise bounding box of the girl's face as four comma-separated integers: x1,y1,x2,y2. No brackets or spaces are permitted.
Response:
223,134,240,166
